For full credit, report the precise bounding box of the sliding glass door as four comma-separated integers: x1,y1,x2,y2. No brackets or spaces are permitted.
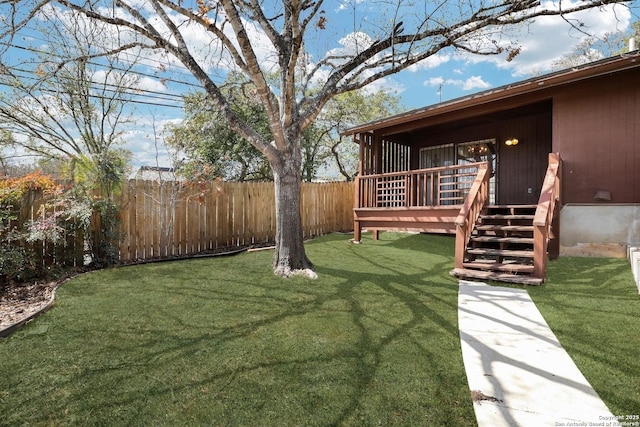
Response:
419,139,497,205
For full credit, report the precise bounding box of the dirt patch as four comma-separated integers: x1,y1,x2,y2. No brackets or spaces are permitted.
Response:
0,280,60,332
471,390,503,404
0,242,278,334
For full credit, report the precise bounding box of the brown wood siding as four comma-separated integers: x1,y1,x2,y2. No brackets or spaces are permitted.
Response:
553,69,640,203
408,110,552,204
498,113,552,204
356,58,640,205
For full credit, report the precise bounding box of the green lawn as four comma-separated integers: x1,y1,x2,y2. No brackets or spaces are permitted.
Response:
0,233,474,426
531,256,640,416
1,232,639,426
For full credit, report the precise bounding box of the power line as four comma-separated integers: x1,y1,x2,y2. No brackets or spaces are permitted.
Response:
0,80,184,109
7,25,211,85
0,38,205,91
0,40,208,106
3,66,185,104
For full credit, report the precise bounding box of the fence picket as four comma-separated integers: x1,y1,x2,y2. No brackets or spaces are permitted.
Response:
5,180,354,265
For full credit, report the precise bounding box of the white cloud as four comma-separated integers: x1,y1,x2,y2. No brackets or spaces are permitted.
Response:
426,76,445,87
462,2,632,77
329,32,375,59
136,76,170,92
408,54,451,72
424,75,491,91
336,0,367,12
461,75,491,91
121,116,183,167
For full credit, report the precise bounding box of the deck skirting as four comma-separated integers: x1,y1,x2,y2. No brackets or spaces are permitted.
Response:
354,206,460,238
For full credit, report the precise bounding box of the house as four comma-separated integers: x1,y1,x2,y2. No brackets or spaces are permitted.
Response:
131,166,183,182
344,51,640,285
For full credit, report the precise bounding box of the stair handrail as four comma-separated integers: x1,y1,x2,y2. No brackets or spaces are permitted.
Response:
454,162,490,269
533,153,563,280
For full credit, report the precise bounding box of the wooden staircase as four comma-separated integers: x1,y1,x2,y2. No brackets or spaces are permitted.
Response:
451,205,544,285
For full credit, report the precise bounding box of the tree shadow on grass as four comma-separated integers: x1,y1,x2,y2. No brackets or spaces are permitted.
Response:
0,233,476,426
527,256,640,415
309,234,472,425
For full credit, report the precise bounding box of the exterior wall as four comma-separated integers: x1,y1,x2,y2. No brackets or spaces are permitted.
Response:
354,59,640,260
560,204,640,257
408,110,552,204
553,68,640,204
496,112,551,204
554,68,640,256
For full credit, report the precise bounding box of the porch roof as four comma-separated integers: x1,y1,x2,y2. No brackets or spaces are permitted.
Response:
343,52,640,138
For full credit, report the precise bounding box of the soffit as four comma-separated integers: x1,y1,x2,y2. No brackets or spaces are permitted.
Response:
344,53,640,138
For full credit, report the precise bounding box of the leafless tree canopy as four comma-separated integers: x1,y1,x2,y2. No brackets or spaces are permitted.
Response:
2,0,628,157
1,0,630,275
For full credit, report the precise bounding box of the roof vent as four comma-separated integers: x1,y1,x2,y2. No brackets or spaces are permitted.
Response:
630,37,637,52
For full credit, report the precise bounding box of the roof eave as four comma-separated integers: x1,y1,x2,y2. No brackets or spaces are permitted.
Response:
341,52,640,137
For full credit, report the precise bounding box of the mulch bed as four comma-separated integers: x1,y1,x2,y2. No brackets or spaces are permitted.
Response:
0,280,60,332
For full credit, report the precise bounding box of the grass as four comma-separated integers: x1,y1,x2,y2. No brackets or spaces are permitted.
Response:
530,256,640,416
0,233,475,426
1,232,639,426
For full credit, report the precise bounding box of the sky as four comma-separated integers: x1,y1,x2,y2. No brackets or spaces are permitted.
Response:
1,0,638,172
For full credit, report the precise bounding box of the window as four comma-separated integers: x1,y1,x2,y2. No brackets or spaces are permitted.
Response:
419,139,497,204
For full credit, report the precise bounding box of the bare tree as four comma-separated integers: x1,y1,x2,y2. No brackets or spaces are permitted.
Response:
1,0,630,277
0,5,136,197
550,19,640,71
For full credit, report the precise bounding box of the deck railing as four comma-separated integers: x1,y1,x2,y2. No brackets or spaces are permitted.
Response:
355,162,486,209
533,153,562,279
454,163,491,269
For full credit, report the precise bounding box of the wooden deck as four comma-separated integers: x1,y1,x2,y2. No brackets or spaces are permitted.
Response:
353,155,562,285
353,162,485,241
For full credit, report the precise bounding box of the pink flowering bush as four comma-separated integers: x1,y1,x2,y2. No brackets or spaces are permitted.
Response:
0,172,62,284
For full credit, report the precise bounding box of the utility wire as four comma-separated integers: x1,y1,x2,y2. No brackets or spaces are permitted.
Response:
0,41,193,109
5,26,210,86
0,39,205,92
3,66,185,103
0,80,185,109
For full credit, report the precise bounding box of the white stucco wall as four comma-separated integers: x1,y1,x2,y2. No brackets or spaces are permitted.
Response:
560,204,640,258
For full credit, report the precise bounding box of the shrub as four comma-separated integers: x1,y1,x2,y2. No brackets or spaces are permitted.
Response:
0,172,63,284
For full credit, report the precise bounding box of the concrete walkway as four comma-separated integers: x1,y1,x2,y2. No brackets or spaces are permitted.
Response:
458,280,620,427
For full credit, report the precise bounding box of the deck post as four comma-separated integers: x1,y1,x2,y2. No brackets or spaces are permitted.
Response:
455,222,467,269
373,133,382,174
353,175,362,243
533,225,547,279
549,155,562,260
533,152,562,279
354,220,362,242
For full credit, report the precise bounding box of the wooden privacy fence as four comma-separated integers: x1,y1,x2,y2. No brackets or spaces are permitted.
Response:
118,180,354,263
1,189,84,269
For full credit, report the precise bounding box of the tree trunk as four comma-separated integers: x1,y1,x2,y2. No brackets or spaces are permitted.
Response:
271,142,315,278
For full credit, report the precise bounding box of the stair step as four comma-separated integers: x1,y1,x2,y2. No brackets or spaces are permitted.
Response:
463,261,535,274
480,214,535,220
470,236,535,244
450,268,544,286
466,248,534,258
486,204,537,209
457,204,542,285
475,225,534,232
